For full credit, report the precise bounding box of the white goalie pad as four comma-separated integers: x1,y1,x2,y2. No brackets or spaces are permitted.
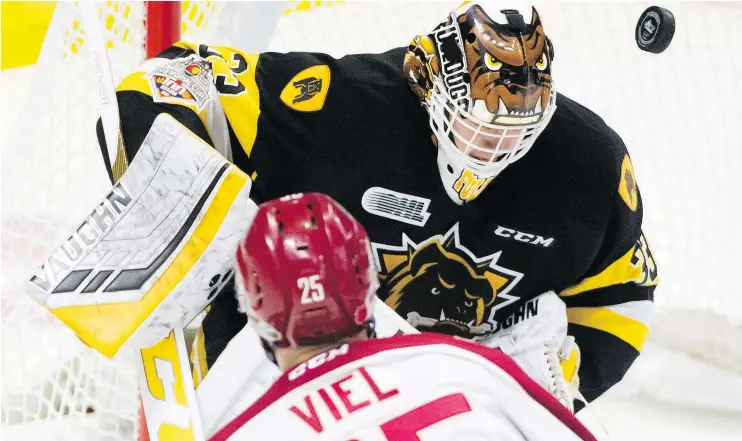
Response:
25,113,258,357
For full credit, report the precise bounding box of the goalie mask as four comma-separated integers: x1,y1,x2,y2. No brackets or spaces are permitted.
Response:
235,193,378,349
404,3,556,204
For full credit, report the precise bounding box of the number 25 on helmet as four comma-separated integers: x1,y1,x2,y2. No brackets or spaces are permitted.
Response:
235,193,379,348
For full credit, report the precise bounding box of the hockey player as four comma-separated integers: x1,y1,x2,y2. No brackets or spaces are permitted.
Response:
98,3,658,408
208,192,597,441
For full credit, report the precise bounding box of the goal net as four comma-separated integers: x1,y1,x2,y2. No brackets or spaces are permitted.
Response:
2,2,741,440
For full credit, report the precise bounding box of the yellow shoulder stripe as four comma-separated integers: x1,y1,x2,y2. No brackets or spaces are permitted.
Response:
116,70,150,94
118,43,262,162
221,51,261,158
567,306,649,352
174,42,262,159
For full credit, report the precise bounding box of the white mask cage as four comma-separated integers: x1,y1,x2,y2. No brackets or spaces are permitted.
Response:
429,81,557,175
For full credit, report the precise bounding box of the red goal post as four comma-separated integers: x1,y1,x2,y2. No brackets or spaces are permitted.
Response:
144,1,182,60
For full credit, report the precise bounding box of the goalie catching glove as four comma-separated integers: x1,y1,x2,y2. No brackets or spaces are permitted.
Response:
482,291,584,412
25,114,258,357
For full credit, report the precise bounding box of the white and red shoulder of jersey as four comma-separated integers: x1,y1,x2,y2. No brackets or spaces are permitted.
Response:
209,333,596,441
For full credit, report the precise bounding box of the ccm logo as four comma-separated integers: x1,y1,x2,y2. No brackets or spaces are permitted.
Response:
495,226,554,248
288,344,349,381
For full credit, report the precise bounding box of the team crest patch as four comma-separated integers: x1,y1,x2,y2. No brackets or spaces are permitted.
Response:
373,223,523,339
619,154,638,211
279,65,331,112
146,56,213,110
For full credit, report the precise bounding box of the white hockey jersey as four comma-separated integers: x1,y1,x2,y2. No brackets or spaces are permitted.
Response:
208,333,596,441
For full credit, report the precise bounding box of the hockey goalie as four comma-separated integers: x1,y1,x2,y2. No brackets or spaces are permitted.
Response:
94,0,657,412
209,193,599,441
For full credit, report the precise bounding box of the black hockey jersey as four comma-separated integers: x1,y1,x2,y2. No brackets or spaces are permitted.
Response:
99,42,659,403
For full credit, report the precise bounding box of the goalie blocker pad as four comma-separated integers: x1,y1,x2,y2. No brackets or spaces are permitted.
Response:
25,114,258,358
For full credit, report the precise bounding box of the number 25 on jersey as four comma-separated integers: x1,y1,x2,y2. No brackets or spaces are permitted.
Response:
298,275,325,304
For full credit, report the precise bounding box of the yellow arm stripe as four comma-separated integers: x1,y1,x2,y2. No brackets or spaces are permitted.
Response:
567,306,649,352
561,247,637,296
52,168,248,357
225,56,261,159
561,245,657,297
209,49,261,158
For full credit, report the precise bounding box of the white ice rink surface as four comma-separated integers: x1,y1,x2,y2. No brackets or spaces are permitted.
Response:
588,400,742,441
579,343,742,441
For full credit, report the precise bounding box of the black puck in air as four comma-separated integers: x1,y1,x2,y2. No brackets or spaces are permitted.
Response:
635,6,675,54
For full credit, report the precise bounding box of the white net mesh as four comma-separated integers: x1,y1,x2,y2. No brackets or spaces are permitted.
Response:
1,2,223,440
2,1,742,440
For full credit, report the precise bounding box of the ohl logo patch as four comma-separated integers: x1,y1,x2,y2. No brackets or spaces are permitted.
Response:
372,223,523,339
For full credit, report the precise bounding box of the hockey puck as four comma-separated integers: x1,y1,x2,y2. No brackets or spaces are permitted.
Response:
635,6,675,53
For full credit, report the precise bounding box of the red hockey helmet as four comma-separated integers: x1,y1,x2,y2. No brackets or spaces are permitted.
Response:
235,193,378,348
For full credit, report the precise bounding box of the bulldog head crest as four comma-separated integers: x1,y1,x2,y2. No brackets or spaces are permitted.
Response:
374,224,522,338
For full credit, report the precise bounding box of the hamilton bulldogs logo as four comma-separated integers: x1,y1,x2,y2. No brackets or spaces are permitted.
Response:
373,224,522,339
292,77,323,104
280,65,331,112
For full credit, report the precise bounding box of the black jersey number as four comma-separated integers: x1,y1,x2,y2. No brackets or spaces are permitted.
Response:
631,232,659,286
199,45,248,96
